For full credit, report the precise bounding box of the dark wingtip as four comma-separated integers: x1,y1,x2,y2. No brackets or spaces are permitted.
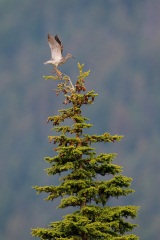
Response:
55,34,61,44
55,35,63,52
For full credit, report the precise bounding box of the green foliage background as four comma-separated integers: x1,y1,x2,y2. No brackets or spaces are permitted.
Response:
0,1,159,239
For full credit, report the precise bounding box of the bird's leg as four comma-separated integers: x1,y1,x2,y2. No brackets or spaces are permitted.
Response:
55,67,63,78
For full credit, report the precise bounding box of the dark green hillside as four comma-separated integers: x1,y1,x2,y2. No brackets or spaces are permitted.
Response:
0,1,160,239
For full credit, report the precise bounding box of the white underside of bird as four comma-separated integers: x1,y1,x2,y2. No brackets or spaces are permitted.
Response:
44,57,62,67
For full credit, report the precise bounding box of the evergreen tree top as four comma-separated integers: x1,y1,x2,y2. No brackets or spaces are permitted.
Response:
32,63,139,240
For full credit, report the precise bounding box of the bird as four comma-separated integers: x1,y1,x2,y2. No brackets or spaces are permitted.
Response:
44,34,74,76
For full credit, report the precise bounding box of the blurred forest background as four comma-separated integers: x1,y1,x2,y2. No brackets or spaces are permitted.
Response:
1,1,160,239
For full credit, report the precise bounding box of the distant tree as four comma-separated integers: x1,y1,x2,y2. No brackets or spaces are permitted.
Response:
31,63,139,240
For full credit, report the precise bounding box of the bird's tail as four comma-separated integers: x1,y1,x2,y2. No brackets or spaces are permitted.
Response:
44,60,53,65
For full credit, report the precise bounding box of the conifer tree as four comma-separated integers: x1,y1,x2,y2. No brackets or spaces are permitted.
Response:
31,63,139,240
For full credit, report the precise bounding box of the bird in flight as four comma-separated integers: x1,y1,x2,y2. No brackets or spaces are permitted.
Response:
44,34,74,76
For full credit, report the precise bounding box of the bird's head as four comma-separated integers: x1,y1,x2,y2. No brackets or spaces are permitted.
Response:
67,53,75,59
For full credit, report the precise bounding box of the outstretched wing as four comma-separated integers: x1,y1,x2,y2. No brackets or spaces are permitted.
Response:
48,34,62,60
55,35,63,53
